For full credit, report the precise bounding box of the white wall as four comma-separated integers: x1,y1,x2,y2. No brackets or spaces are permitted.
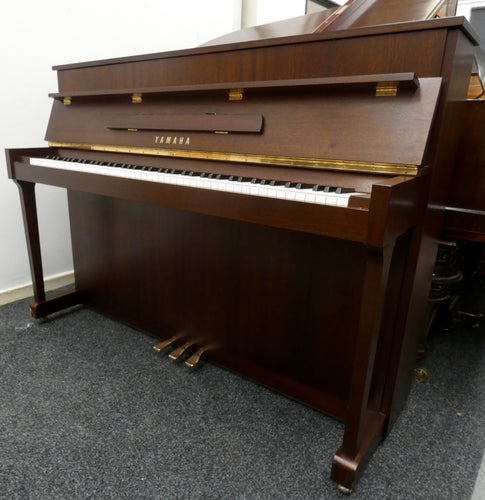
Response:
242,0,306,27
457,0,485,19
0,0,241,296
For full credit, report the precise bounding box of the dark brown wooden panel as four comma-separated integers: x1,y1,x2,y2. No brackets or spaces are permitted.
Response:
106,113,264,133
55,25,450,92
46,78,442,167
68,190,367,409
446,100,485,212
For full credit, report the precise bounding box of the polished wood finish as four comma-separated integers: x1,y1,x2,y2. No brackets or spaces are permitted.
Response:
52,19,474,90
327,0,453,31
45,75,439,168
6,13,477,494
443,100,485,241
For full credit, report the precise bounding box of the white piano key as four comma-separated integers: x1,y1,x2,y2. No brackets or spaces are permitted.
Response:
29,157,363,208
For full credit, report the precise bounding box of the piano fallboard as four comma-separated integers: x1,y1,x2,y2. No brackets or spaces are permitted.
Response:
45,75,441,174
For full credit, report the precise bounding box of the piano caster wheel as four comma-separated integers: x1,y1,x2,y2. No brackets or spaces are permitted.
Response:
337,484,353,495
414,367,428,383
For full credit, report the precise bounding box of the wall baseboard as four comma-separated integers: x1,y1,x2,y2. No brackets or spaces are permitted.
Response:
0,271,75,306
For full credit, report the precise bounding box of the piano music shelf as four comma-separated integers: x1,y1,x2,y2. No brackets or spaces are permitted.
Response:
48,72,420,103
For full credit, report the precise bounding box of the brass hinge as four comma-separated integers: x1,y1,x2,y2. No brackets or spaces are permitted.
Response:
228,88,244,101
132,93,143,104
376,82,398,97
63,96,72,105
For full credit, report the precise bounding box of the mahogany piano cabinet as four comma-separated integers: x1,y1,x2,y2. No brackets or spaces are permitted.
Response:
5,1,478,493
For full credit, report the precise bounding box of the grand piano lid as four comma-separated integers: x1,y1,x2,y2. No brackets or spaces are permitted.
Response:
200,10,339,47
201,0,458,47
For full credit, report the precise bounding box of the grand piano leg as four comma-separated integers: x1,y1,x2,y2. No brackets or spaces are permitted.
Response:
14,180,82,318
331,244,394,492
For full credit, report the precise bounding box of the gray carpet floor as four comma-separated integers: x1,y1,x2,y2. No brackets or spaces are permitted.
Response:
1,290,485,499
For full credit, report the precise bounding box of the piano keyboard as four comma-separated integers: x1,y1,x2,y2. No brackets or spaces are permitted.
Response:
30,156,363,207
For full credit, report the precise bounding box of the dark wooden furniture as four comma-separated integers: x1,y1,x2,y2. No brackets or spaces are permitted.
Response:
6,13,476,493
443,100,485,241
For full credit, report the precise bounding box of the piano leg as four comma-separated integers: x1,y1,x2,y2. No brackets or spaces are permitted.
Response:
14,180,82,318
331,245,394,491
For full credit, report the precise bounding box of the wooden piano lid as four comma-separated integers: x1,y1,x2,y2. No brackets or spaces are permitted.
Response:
200,10,339,47
324,0,458,32
202,0,456,47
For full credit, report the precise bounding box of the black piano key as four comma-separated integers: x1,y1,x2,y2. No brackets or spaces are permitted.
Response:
335,187,355,194
312,185,337,192
269,180,286,186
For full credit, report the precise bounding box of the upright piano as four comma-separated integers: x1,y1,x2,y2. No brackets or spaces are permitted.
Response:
5,0,477,493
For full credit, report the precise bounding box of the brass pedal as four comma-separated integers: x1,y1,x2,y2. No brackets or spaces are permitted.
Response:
185,344,216,368
153,333,184,352
168,340,197,361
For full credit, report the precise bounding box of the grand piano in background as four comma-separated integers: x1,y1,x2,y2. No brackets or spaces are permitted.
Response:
5,0,478,493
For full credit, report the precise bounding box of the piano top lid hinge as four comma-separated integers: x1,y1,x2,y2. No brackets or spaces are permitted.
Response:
376,81,398,97
63,96,72,105
228,88,244,101
132,93,143,104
